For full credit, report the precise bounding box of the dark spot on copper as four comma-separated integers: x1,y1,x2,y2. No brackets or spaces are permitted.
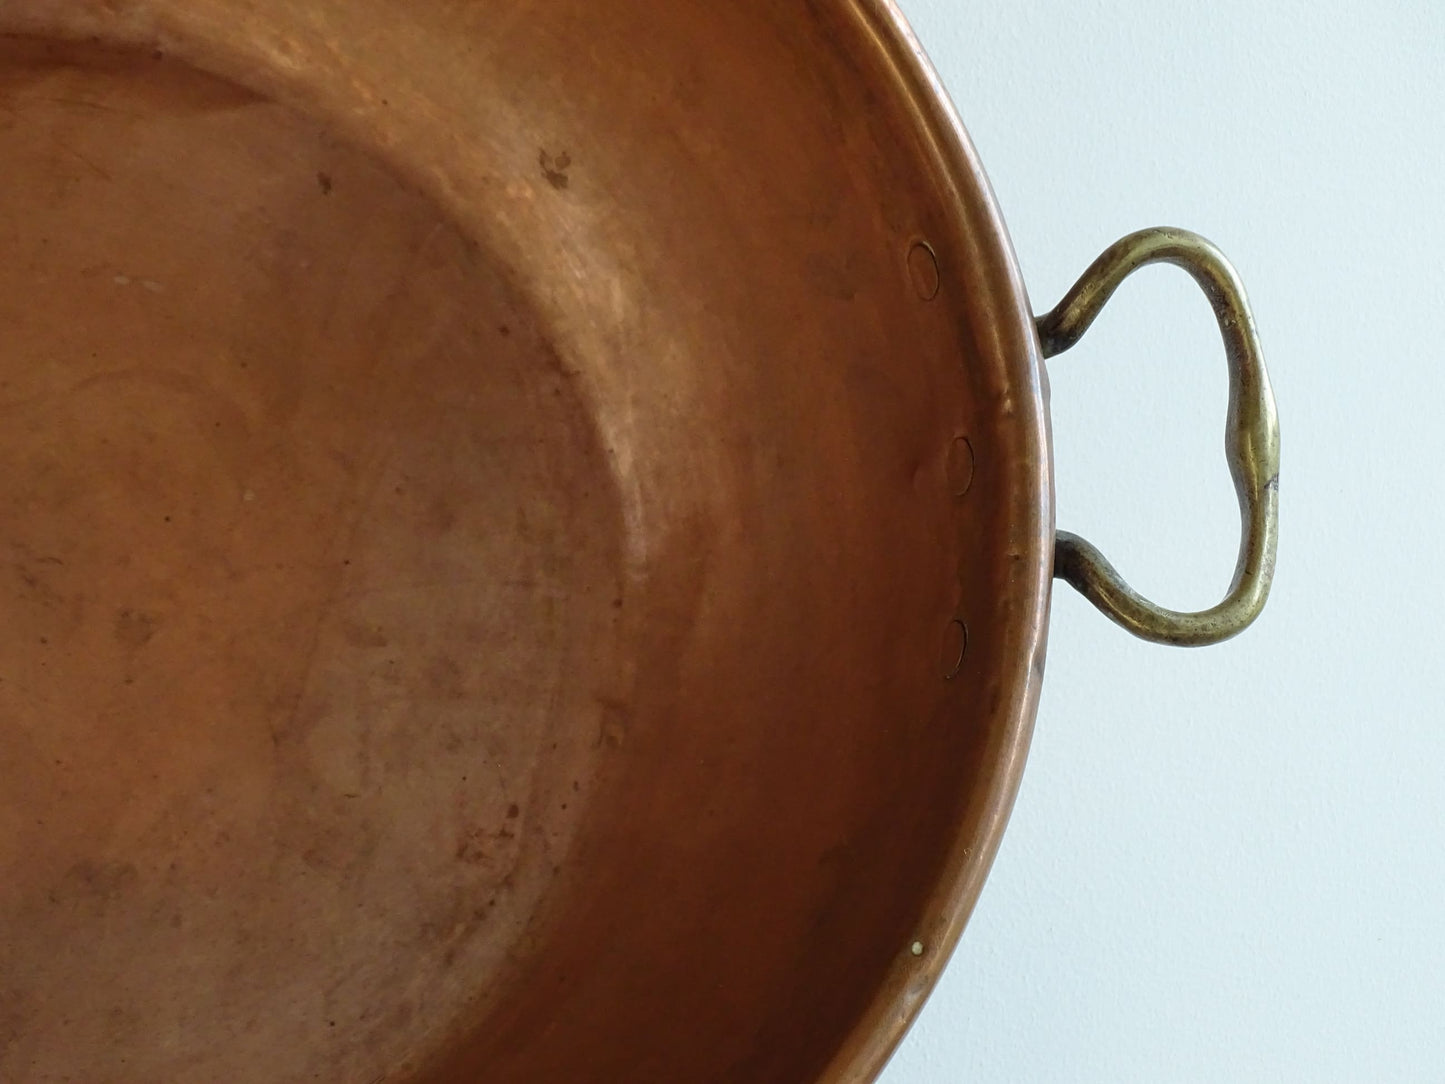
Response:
424,495,457,533
342,620,388,650
425,655,465,700
115,609,159,648
539,149,572,190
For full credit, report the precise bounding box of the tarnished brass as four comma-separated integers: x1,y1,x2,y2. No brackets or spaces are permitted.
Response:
0,4,1276,1082
1037,228,1280,646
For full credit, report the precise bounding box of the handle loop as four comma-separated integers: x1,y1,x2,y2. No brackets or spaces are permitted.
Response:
1036,228,1279,647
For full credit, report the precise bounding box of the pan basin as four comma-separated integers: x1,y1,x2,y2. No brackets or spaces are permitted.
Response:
0,4,1049,1080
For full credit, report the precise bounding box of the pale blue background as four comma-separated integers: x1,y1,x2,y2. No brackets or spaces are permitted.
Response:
882,1,1445,1080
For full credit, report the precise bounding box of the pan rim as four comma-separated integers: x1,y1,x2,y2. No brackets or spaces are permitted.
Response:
814,3,1054,1080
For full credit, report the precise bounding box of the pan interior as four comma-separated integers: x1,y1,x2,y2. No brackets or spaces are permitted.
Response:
0,3,1048,1080
0,38,624,1082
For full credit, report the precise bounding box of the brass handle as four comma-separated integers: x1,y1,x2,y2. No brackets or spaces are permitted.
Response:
1035,228,1279,647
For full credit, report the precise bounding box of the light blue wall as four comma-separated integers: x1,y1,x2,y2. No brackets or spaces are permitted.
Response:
883,1,1445,1080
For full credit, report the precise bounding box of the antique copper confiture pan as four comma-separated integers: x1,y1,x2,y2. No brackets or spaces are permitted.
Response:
0,1,1278,1081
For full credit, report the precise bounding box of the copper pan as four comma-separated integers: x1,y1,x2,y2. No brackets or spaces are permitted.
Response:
0,2,1278,1081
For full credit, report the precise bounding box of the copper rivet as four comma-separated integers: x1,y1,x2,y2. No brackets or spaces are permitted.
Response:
940,620,967,681
946,435,975,497
907,241,940,301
